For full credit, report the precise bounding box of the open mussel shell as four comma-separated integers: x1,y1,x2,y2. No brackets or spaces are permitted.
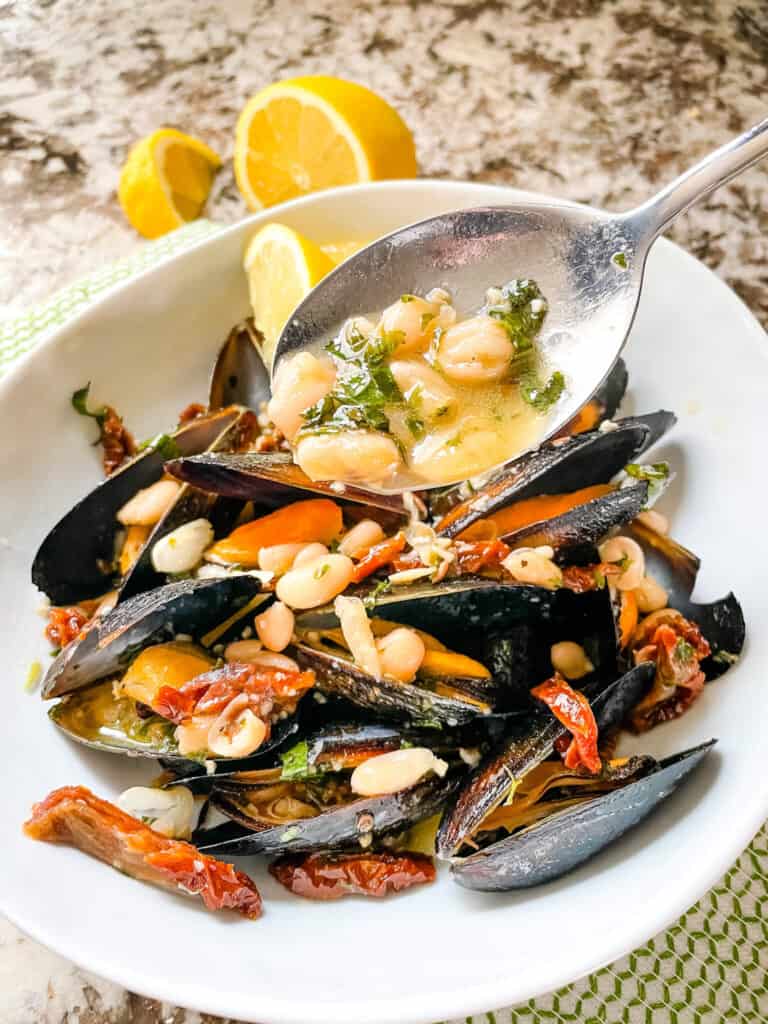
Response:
41,575,266,699
208,320,271,411
48,682,299,769
450,739,715,891
118,408,257,601
165,450,411,519
435,663,655,857
194,768,462,857
32,407,243,605
627,520,745,679
432,414,670,537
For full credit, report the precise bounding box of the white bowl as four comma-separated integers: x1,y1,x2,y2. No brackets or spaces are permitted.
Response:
0,180,765,1024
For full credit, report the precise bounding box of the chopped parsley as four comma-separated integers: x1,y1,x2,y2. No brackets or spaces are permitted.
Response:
674,638,696,663
520,370,565,412
71,383,108,426
624,461,671,505
400,294,416,303
420,311,435,331
486,278,547,355
612,251,628,269
593,568,606,589
138,432,181,459
313,563,331,579
363,578,392,610
280,740,322,781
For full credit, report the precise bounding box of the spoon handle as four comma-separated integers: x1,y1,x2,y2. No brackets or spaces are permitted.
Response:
624,115,768,242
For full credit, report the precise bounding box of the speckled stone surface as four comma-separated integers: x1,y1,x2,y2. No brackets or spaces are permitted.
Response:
1,1,767,1021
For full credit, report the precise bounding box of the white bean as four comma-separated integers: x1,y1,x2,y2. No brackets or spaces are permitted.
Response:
389,359,458,422
379,296,439,353
207,697,267,758
267,351,336,441
292,542,329,568
224,639,264,662
550,641,594,680
151,518,214,575
255,601,295,652
634,574,669,613
246,651,300,672
350,748,448,796
258,543,306,576
334,595,381,678
276,553,355,609
117,785,196,838
376,627,426,683
339,519,385,559
599,535,645,591
295,431,401,485
117,479,180,526
175,715,214,756
636,509,670,535
502,547,563,589
436,315,514,384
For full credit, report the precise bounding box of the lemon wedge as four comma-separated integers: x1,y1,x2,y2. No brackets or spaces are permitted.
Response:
119,128,221,239
244,223,336,367
234,75,417,211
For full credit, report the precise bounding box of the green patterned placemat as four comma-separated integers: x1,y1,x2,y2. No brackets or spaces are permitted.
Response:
2,223,766,1024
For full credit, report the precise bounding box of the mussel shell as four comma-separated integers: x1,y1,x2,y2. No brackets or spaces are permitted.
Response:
41,575,266,699
449,740,715,890
594,357,628,421
627,520,745,679
31,408,242,605
293,642,490,726
435,664,654,857
501,481,648,555
165,450,410,518
433,420,651,538
195,770,462,856
208,320,271,411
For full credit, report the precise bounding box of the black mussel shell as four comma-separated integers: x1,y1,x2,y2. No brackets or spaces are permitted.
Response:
449,740,715,891
41,575,266,699
32,408,243,605
628,520,745,679
194,769,462,856
594,357,628,421
208,320,271,411
165,450,411,519
435,665,653,858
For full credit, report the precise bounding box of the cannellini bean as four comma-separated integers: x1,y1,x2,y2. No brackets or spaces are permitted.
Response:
247,651,300,672
550,641,594,680
276,553,355,610
636,509,670,535
258,543,307,576
175,715,214,756
379,296,439,353
389,359,458,422
295,431,401,485
634,574,669,613
224,639,264,662
267,351,336,441
425,287,451,305
339,519,385,559
599,535,645,591
376,627,426,683
502,546,563,589
255,601,295,652
436,315,514,384
117,785,196,838
292,542,329,568
116,479,180,526
207,697,267,758
350,748,448,796
151,518,214,575
334,595,381,678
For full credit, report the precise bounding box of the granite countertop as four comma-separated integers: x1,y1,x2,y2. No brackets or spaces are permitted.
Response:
1,0,766,1020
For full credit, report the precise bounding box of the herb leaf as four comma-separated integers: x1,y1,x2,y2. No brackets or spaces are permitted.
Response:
487,278,547,355
72,383,108,426
520,370,565,412
138,432,181,459
363,578,392,610
625,462,670,483
279,740,322,781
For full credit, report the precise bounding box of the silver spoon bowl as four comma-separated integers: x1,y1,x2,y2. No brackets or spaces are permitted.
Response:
275,115,768,487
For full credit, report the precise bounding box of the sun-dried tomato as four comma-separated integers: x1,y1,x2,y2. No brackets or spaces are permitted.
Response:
269,851,436,900
352,532,407,582
629,610,710,732
153,662,315,725
24,786,261,918
229,410,261,452
177,402,206,425
99,406,136,475
531,673,601,774
45,606,89,649
453,539,511,574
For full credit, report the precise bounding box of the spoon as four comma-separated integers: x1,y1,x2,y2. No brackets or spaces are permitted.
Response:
275,116,768,485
